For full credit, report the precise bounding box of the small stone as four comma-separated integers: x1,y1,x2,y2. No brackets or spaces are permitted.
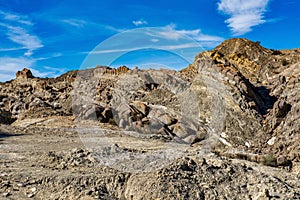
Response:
86,190,93,195
30,179,38,184
27,193,35,198
220,132,228,138
276,156,290,166
53,102,61,109
219,137,232,147
17,183,24,187
245,141,251,148
30,187,37,193
255,189,271,200
267,137,276,146
2,192,10,197
0,173,8,177
72,148,84,154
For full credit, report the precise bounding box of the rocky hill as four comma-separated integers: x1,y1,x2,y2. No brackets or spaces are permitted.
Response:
0,38,299,199
181,38,300,170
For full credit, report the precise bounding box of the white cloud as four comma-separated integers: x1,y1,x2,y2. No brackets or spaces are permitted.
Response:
0,57,35,80
105,25,127,33
178,30,224,42
85,42,200,55
0,10,43,56
0,47,26,52
147,24,224,46
0,11,67,81
0,10,33,25
160,43,201,50
218,0,270,35
0,74,15,81
61,19,87,27
5,25,43,56
133,19,148,26
0,56,64,81
81,24,224,57
59,18,127,34
35,53,63,61
83,47,141,54
151,39,159,43
30,68,63,78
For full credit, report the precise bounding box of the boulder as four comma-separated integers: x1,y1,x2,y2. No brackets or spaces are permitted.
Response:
130,101,149,116
0,109,15,124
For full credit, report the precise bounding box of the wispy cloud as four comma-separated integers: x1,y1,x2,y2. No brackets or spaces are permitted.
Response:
59,18,126,33
0,10,43,56
79,24,224,58
83,42,199,55
30,67,66,78
0,57,34,75
178,29,224,42
0,10,33,25
79,24,224,68
151,39,159,43
4,25,43,56
61,19,87,28
0,47,26,52
0,55,64,81
147,24,224,47
133,19,148,26
0,10,61,81
217,0,270,35
35,53,63,61
105,25,127,33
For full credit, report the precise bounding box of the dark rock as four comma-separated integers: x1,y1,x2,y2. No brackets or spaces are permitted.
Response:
0,109,15,124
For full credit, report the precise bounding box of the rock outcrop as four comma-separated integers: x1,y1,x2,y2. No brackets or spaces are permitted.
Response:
16,68,34,80
180,38,300,172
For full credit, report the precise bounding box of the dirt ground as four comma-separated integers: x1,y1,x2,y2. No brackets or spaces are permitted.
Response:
1,117,300,200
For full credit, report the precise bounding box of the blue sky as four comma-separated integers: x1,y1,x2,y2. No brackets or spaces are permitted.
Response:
0,0,299,81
